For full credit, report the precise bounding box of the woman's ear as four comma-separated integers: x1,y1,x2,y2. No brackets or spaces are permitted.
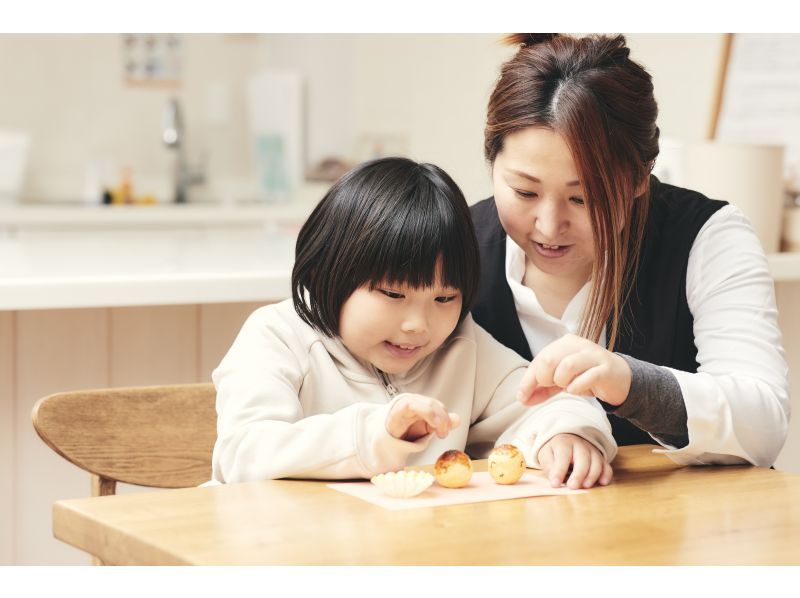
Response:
635,163,654,196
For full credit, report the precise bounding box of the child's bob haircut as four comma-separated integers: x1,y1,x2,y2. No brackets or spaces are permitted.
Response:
292,157,480,338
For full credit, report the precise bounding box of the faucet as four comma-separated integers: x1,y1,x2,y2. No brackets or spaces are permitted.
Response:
162,98,205,203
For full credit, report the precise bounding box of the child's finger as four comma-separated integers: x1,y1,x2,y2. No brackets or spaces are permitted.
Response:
599,462,614,486
448,412,461,430
566,443,590,489
582,449,605,488
546,444,571,487
413,399,451,438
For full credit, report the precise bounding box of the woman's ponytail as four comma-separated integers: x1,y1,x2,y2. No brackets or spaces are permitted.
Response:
502,33,560,48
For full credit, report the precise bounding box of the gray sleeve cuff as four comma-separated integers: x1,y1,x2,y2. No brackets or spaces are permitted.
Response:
600,353,689,448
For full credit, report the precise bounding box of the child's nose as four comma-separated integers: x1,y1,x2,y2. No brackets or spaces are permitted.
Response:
400,310,428,334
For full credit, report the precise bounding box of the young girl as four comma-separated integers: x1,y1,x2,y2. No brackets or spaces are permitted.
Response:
211,157,616,489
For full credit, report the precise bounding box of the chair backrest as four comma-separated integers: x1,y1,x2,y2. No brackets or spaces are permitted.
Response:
32,383,217,497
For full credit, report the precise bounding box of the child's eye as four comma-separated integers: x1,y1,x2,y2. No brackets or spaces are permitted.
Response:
435,295,458,304
513,189,537,200
380,290,404,299
570,196,585,206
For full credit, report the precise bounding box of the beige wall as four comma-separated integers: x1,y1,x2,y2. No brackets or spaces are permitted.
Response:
1,33,726,205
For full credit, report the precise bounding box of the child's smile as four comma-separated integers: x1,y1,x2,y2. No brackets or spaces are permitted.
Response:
383,341,424,360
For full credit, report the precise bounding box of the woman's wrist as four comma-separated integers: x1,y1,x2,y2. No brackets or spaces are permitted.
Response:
609,353,689,447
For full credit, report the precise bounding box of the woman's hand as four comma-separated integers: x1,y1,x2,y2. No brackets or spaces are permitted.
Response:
517,333,632,407
538,433,613,489
385,394,460,441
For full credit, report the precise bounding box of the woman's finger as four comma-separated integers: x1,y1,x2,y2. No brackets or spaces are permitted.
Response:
565,366,603,398
552,351,600,390
519,385,562,406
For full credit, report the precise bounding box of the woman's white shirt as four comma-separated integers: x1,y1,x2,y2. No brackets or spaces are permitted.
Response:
505,204,790,467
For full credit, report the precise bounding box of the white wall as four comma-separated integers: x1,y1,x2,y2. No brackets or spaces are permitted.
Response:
254,33,727,203
0,34,261,202
626,33,725,143
0,33,726,205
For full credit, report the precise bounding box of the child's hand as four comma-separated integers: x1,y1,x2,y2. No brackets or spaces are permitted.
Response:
537,433,613,489
516,333,632,407
386,394,460,441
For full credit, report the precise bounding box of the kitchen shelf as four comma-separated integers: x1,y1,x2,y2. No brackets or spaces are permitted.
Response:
767,252,800,282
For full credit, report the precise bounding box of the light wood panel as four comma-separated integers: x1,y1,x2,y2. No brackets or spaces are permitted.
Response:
16,308,109,564
109,305,200,386
52,445,800,565
0,312,15,564
775,281,800,473
199,302,266,382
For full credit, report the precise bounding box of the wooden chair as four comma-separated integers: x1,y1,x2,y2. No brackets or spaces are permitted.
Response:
32,383,217,497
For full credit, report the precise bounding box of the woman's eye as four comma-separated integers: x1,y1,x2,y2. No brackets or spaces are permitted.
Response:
514,189,537,199
380,290,404,299
570,196,585,206
435,295,458,304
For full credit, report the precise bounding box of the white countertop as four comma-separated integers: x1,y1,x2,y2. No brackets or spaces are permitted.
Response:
1,204,304,310
2,203,800,311
0,200,318,228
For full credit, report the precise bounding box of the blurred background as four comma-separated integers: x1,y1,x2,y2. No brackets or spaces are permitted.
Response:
0,33,745,206
2,33,800,564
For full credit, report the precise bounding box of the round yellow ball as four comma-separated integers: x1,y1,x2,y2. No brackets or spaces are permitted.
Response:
488,444,526,485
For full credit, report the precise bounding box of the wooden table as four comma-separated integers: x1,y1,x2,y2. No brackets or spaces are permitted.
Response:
52,445,800,565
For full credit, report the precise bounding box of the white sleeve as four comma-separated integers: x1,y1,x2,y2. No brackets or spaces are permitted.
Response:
660,205,790,466
211,309,430,483
465,322,617,467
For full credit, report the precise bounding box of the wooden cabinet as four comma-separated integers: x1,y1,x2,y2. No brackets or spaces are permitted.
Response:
0,301,264,565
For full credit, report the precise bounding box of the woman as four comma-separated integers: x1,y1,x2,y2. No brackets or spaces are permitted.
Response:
471,33,789,467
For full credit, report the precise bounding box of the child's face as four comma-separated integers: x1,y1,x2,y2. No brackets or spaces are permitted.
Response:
339,270,463,376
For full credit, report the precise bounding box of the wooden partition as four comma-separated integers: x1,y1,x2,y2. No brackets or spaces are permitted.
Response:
0,301,264,565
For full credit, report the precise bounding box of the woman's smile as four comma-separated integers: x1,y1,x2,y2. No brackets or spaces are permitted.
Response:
532,241,572,258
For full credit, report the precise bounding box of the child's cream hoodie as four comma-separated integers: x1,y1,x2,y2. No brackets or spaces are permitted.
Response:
211,299,616,483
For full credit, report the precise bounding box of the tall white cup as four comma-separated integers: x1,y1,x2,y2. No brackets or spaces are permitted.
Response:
0,130,30,204
684,142,785,254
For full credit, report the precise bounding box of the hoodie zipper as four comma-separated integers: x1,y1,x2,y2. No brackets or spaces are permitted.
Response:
376,369,398,398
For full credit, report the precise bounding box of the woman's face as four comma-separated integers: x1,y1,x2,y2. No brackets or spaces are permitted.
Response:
492,127,595,284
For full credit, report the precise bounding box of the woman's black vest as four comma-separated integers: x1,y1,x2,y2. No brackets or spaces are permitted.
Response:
469,176,728,445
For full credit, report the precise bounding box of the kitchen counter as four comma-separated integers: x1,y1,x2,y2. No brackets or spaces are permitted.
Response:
3,201,800,311
0,203,308,310
0,199,319,229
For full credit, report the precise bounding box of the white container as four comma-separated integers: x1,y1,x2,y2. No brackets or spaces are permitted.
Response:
0,131,31,203
246,69,304,203
782,206,800,253
685,142,785,254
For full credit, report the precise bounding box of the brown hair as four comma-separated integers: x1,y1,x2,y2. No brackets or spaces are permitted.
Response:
485,33,659,350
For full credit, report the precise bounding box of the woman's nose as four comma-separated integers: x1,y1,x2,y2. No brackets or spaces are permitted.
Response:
533,199,566,240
